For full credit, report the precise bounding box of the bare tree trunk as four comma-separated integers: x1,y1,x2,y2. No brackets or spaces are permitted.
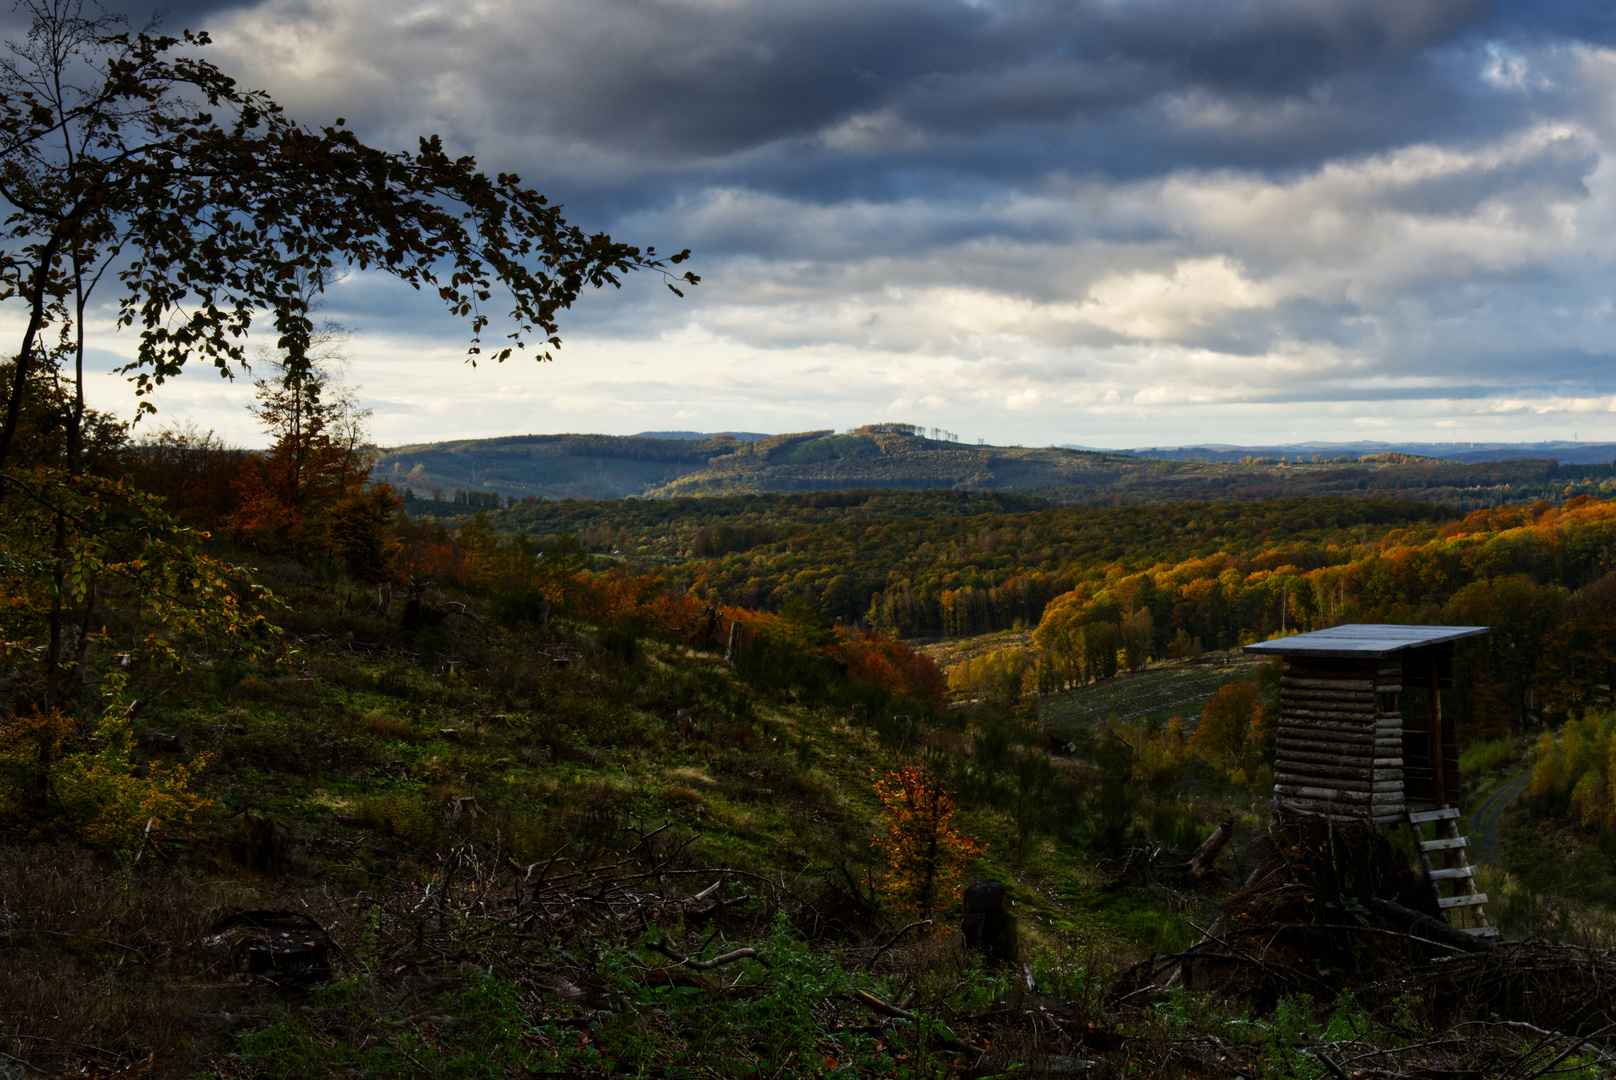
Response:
43,511,66,710
0,230,68,478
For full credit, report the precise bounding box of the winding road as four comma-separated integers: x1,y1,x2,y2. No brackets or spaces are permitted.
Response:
1468,770,1531,867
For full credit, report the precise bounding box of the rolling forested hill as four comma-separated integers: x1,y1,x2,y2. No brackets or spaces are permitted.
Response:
379,424,1616,506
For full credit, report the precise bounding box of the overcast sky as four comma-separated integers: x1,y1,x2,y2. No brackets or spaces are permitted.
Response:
64,0,1616,448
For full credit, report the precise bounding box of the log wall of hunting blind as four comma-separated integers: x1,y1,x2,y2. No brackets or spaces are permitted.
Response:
1248,625,1483,824
1274,656,1407,823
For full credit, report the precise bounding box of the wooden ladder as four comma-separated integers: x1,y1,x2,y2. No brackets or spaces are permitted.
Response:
1408,807,1498,938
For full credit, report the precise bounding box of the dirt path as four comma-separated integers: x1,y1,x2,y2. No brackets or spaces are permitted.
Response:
1468,770,1530,867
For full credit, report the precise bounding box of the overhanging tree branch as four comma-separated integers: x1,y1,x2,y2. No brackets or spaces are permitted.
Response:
0,5,696,474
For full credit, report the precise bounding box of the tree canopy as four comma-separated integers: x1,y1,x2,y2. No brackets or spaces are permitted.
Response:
0,0,695,471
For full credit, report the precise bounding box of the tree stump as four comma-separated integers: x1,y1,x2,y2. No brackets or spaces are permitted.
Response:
962,881,1016,965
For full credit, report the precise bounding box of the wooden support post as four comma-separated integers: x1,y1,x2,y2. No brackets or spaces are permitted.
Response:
1427,649,1447,809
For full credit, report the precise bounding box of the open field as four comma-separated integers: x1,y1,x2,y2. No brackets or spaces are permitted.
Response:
1038,654,1268,736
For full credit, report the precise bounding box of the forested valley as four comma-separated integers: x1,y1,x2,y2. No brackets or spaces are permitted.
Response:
16,361,1616,1075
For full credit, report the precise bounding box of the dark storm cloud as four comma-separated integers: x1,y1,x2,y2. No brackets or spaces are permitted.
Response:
183,0,1549,185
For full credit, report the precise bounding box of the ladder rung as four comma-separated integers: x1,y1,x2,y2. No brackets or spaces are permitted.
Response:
1437,893,1489,909
1421,837,1468,851
1462,926,1500,937
1409,808,1462,823
1428,866,1475,881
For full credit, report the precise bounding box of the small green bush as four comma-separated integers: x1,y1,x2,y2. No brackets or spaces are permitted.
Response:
1460,737,1518,780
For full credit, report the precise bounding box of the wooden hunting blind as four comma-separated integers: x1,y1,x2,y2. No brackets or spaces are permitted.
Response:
1243,624,1489,824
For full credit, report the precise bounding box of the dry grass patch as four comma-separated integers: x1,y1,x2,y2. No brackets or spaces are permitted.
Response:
0,844,252,1072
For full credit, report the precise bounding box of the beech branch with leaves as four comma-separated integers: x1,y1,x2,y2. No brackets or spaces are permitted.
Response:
0,0,695,472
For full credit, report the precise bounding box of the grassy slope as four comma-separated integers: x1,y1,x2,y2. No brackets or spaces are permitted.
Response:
1037,654,1267,736
6,559,1243,1074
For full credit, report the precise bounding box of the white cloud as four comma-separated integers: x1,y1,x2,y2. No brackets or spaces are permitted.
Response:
1076,257,1279,339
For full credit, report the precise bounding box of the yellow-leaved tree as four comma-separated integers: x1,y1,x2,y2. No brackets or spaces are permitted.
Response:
1532,710,1616,830
0,471,281,850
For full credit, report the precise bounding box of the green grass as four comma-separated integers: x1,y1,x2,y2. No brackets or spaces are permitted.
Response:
1038,654,1265,736
23,550,1592,1077
1459,737,1521,779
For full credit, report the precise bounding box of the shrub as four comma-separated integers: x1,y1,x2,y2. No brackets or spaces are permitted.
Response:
1187,680,1274,785
359,710,410,739
1532,710,1616,827
356,797,435,842
1460,737,1519,780
0,706,210,852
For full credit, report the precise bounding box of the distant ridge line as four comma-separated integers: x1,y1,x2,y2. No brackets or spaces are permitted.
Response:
634,430,771,442
1063,440,1616,466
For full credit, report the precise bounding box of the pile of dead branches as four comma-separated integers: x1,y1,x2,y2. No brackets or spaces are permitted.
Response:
1115,814,1474,1009
1367,940,1616,1036
1102,814,1616,1079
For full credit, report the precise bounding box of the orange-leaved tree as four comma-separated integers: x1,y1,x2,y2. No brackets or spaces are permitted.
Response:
836,629,947,705
872,762,984,922
1187,680,1274,787
232,334,399,578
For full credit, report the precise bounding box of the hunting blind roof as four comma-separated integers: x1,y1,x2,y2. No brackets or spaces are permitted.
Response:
1242,624,1489,659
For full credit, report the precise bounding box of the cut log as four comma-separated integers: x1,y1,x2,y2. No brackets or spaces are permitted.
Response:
1281,690,1377,706
1277,730,1375,749
1276,744,1373,763
1278,731,1374,746
1275,749,1377,769
1184,819,1234,880
1283,690,1377,705
1276,757,1376,774
1275,782,1373,802
1281,706,1380,722
1275,762,1376,782
1279,725,1379,744
1281,676,1375,691
1286,703,1379,718
1274,786,1374,806
1281,718,1380,736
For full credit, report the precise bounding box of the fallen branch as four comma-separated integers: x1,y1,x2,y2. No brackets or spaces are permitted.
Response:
850,988,916,1022
1367,898,1493,954
861,918,932,972
646,939,767,970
